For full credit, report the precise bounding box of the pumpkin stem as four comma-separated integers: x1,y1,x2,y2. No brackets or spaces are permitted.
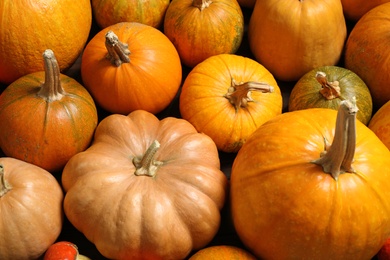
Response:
0,164,11,197
224,78,274,112
311,97,358,180
37,49,65,102
193,0,212,10
133,140,163,177
316,71,341,100
105,30,131,67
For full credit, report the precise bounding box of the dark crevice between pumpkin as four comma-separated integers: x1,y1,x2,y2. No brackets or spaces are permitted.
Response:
316,71,342,100
37,49,65,102
0,164,11,197
224,78,274,112
133,140,163,177
311,97,358,181
105,30,131,67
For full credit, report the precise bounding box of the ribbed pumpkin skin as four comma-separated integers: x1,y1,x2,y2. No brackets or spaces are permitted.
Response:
0,72,98,173
92,0,170,29
341,0,390,21
344,3,390,109
0,157,64,260
164,0,244,68
248,0,346,82
0,0,92,84
189,245,257,259
369,100,390,150
289,66,373,125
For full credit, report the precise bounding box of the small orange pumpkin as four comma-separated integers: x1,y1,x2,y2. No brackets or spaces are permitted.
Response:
189,245,257,259
368,100,390,150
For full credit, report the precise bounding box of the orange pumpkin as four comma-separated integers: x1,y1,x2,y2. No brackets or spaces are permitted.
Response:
0,50,98,173
230,99,390,259
0,0,92,84
61,110,228,260
341,0,390,21
91,0,170,29
164,0,244,68
368,100,390,150
179,54,283,153
189,245,257,259
248,0,347,82
81,22,182,114
0,157,64,259
344,2,390,109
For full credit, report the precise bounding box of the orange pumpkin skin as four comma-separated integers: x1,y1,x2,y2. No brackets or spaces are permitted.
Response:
344,3,390,109
163,0,244,68
91,0,170,29
230,108,390,260
0,51,98,173
180,54,283,153
0,0,92,84
341,0,390,21
189,245,257,259
369,100,390,150
81,22,182,114
0,157,64,259
248,0,347,82
61,110,228,260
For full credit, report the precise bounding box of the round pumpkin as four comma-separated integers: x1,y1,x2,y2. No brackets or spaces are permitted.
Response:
179,54,283,153
340,0,390,21
230,99,390,259
91,0,170,29
248,0,347,82
163,0,244,68
344,2,390,109
368,100,390,150
0,49,98,173
81,22,182,114
289,65,373,125
0,0,92,84
61,109,228,260
0,157,64,260
189,245,257,259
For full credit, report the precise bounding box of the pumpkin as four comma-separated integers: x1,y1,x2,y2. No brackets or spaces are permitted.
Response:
340,0,390,21
189,245,257,259
163,0,244,68
91,0,170,29
0,0,92,84
368,100,390,150
248,0,347,82
0,157,64,260
289,65,373,125
81,22,182,115
179,54,283,153
344,2,390,109
0,49,98,173
61,109,228,260
230,99,390,260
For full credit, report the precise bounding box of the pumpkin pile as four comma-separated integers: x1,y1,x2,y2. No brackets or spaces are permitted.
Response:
2,0,390,259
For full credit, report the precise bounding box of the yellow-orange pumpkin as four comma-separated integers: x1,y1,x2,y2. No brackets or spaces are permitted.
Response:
189,245,257,259
368,100,390,150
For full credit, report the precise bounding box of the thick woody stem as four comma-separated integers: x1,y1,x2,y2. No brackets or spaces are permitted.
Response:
37,49,65,102
105,30,131,67
224,78,274,112
311,97,358,180
0,165,11,197
133,140,163,177
316,71,341,100
193,0,212,10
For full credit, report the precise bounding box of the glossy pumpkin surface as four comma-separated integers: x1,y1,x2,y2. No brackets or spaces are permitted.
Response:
368,100,390,150
179,54,283,153
344,2,390,109
0,0,92,84
0,157,64,259
164,0,244,68
61,110,228,260
289,66,373,125
189,245,257,259
248,0,346,82
81,22,182,114
230,103,390,260
0,50,98,173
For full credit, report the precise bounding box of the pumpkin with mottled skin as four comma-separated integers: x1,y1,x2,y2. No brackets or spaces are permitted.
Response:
341,0,390,21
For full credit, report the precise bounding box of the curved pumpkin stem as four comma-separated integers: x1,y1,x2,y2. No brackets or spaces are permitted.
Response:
0,164,11,197
312,97,358,180
133,140,163,177
37,49,65,102
316,71,341,100
193,0,212,10
105,30,131,67
224,78,274,112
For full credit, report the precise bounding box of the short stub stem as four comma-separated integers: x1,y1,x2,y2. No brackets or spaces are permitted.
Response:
105,30,131,67
133,140,163,177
